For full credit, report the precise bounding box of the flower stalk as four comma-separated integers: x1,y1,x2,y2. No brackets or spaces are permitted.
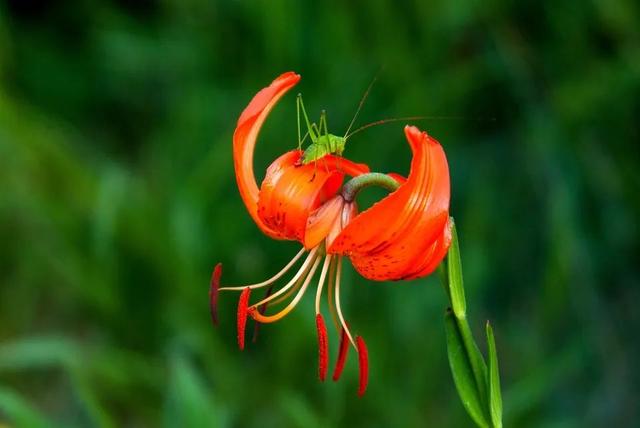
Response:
341,172,400,202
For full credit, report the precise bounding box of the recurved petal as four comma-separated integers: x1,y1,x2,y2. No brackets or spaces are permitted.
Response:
258,150,344,242
328,125,450,281
233,72,301,236
401,218,452,280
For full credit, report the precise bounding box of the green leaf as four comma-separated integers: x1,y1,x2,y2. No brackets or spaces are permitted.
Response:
69,369,115,428
163,353,221,428
445,310,490,428
0,336,78,371
457,318,489,407
0,386,50,428
0,338,114,427
447,218,466,319
486,322,503,428
280,390,323,428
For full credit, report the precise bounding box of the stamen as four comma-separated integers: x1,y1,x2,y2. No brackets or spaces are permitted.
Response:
237,287,251,350
315,255,333,314
209,263,222,326
267,271,306,306
356,336,369,397
316,314,328,381
326,258,340,331
332,327,350,381
251,257,321,323
218,247,306,291
252,284,274,343
249,247,319,309
334,257,356,348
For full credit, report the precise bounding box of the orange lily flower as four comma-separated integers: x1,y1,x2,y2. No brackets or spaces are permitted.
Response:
210,72,451,396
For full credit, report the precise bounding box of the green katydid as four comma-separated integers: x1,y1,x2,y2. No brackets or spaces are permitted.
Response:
296,95,347,164
295,73,379,165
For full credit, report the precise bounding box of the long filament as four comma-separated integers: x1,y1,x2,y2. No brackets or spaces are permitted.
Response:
326,258,340,331
268,261,311,307
218,248,307,291
251,257,322,323
315,255,333,314
334,257,356,348
248,248,319,308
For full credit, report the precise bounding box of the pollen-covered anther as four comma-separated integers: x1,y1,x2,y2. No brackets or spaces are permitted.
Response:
316,314,329,381
237,287,251,350
356,336,369,397
332,327,350,381
209,263,222,326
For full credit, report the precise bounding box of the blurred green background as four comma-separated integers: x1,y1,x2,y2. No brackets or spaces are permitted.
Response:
1,0,639,427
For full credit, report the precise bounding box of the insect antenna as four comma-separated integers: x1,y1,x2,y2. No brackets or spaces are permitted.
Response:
343,68,383,138
344,115,496,139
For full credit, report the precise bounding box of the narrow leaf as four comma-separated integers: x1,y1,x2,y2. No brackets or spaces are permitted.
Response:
457,318,489,407
0,387,49,428
486,322,503,428
164,353,218,428
447,218,466,319
445,310,490,428
0,336,78,371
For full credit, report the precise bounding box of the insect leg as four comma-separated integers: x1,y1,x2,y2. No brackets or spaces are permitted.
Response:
310,110,329,181
321,111,332,173
311,122,322,139
297,94,317,142
321,110,342,173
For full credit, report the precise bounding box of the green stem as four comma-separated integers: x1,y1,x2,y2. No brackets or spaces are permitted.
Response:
341,172,399,202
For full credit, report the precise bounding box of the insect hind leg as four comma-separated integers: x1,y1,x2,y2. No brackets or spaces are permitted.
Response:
319,110,332,173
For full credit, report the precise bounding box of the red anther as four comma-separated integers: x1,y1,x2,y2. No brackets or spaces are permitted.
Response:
209,264,222,326
315,314,329,381
356,336,369,397
237,287,251,350
332,328,350,381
